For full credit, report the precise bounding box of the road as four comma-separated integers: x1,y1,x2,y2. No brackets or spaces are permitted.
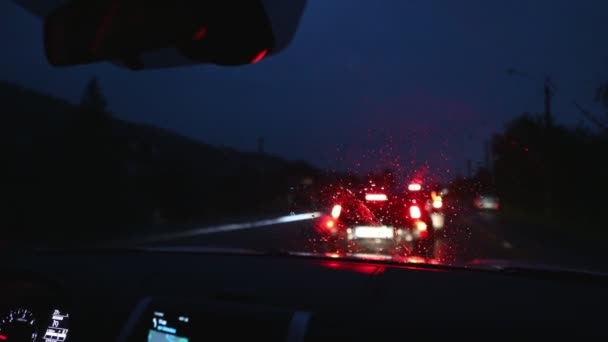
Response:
126,210,608,273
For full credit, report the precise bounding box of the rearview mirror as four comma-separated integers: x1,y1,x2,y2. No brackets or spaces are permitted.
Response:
43,0,306,69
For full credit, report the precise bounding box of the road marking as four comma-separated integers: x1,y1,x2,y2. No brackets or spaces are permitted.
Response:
121,212,322,245
502,241,513,249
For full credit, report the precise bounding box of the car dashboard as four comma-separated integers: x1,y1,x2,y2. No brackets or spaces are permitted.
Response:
0,275,70,342
1,247,607,341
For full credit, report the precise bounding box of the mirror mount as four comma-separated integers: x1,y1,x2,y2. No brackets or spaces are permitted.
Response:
42,0,305,69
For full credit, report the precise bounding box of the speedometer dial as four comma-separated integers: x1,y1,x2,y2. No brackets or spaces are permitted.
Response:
0,309,38,342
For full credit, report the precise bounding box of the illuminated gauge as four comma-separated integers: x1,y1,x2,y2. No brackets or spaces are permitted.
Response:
0,309,38,342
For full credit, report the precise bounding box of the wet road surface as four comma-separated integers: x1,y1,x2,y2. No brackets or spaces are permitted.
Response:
130,210,608,272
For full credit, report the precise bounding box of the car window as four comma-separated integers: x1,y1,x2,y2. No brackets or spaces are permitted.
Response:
2,0,608,272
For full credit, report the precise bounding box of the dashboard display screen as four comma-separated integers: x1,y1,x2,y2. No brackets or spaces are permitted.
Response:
148,311,189,342
42,309,69,342
0,308,69,342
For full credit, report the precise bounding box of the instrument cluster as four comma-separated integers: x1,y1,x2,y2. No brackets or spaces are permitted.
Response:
0,278,70,342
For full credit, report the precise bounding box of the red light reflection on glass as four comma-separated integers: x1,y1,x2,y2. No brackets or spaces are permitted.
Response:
355,253,392,261
324,261,341,269
406,256,426,264
251,49,268,64
0,334,7,340
192,26,208,41
321,261,379,275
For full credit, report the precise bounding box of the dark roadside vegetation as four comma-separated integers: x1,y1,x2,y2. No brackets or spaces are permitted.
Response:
449,82,608,251
2,79,329,244
2,78,608,250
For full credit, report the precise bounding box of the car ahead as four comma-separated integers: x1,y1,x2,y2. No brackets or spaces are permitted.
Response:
314,185,392,254
314,183,435,256
428,190,446,230
474,193,500,210
400,183,437,254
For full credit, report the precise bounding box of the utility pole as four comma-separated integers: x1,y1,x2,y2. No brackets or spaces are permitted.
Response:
543,76,554,217
484,140,490,170
544,76,553,129
507,69,554,217
484,139,496,189
506,69,554,128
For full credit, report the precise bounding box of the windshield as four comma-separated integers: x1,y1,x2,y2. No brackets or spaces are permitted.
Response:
2,0,608,272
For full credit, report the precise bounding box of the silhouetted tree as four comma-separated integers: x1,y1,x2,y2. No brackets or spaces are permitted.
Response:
58,77,124,233
491,112,608,220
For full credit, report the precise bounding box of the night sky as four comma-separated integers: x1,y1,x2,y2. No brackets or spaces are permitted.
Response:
2,0,608,180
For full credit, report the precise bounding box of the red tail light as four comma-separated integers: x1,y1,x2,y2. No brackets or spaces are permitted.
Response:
409,205,421,219
331,205,342,219
416,221,429,238
192,26,208,41
365,194,388,201
317,216,337,234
